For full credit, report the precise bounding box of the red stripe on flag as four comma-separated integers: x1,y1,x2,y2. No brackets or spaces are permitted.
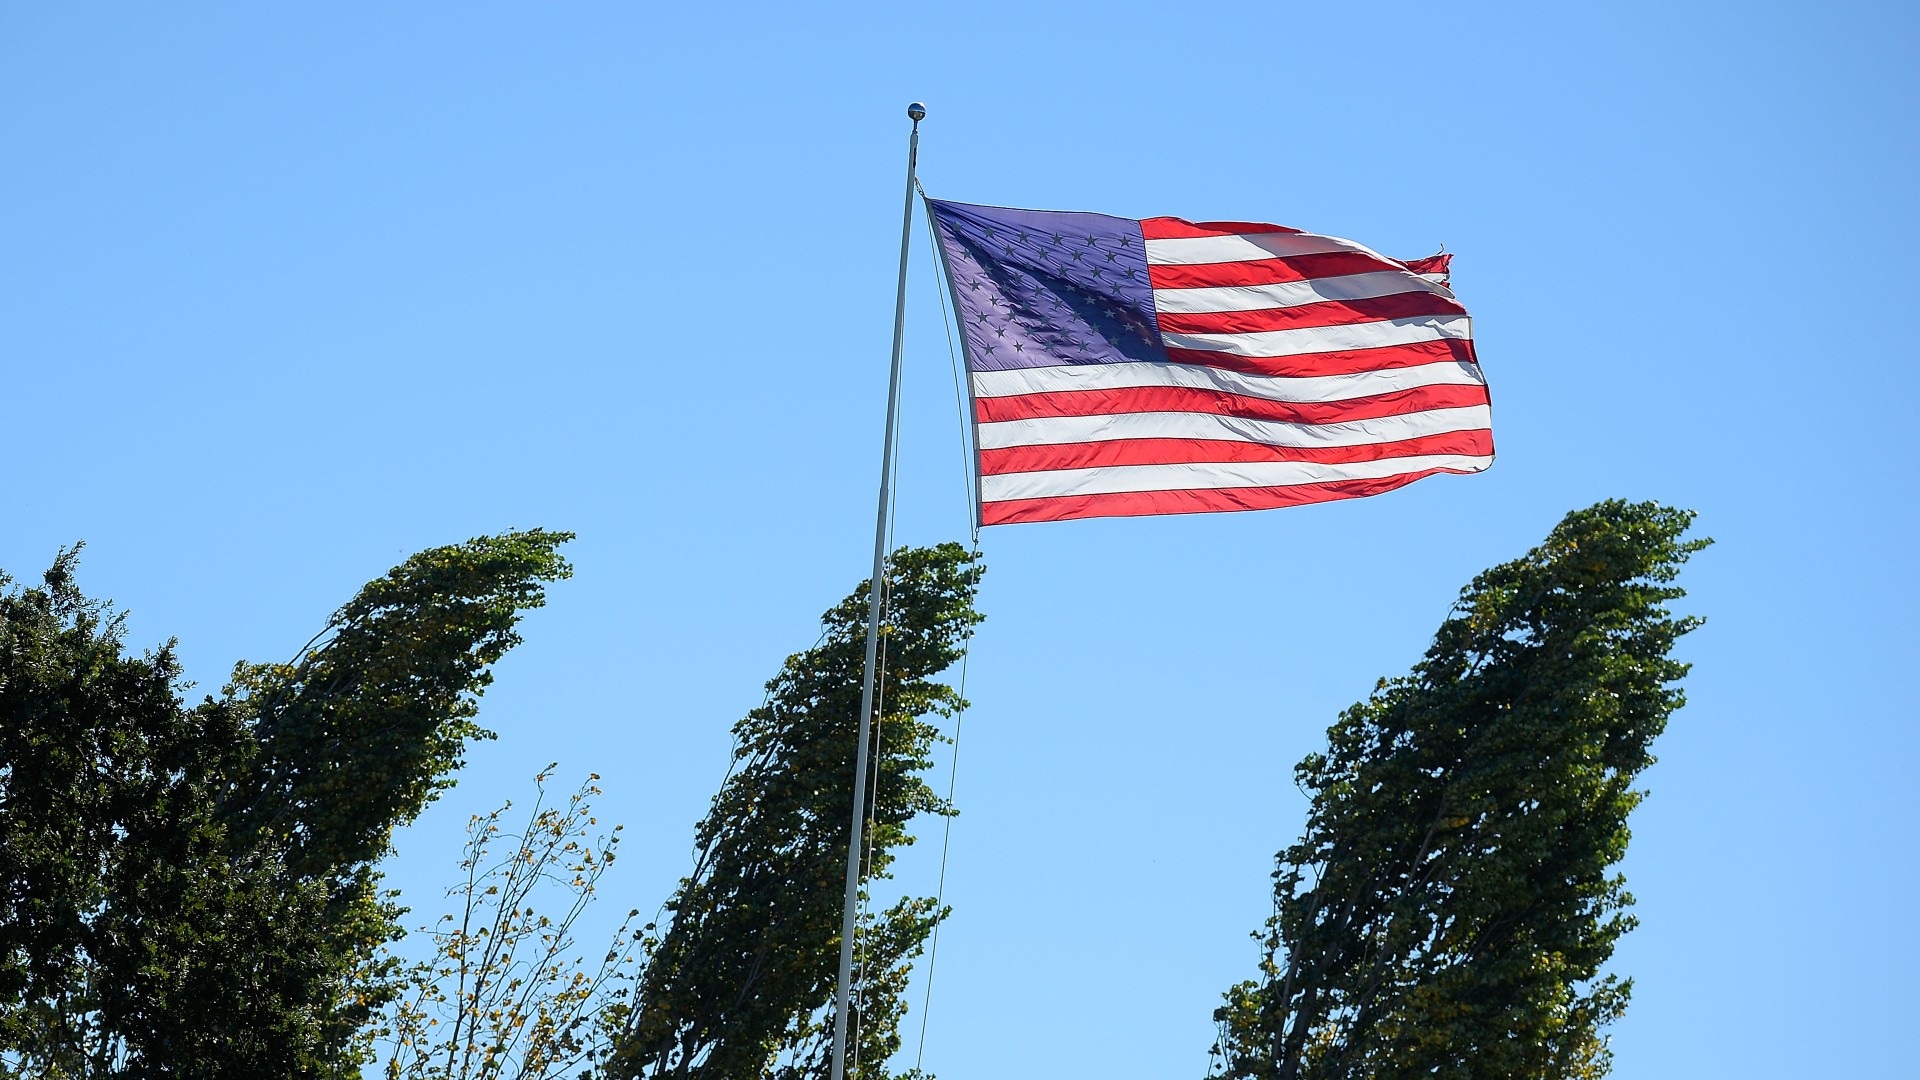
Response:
1155,292,1467,335
975,382,1489,427
979,429,1495,476
1161,338,1481,379
1139,217,1302,240
1149,251,1401,289
1403,253,1451,276
981,469,1472,525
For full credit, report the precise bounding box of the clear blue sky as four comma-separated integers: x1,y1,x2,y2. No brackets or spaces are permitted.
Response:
3,3,1915,1076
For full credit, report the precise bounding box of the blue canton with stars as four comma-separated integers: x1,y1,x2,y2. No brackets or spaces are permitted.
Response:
927,199,1169,373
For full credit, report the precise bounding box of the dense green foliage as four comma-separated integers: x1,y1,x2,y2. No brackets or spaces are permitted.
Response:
0,535,977,1079
8,504,1703,1078
611,544,983,1080
1210,501,1707,1080
231,532,576,877
0,532,571,1077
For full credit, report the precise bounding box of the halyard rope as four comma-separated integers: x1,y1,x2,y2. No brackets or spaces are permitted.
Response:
912,595,972,1075
911,182,982,1071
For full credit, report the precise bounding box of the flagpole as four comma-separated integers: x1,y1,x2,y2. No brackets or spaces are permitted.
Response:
830,100,924,1080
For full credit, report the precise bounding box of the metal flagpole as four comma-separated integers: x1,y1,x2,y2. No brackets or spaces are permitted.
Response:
830,100,924,1080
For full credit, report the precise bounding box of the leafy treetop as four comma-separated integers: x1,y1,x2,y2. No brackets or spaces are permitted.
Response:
1211,500,1708,1080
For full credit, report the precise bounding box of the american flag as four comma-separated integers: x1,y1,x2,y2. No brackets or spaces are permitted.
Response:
926,200,1493,526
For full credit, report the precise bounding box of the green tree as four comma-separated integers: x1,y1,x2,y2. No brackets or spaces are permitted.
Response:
1210,501,1707,1080
611,543,983,1080
0,530,571,1078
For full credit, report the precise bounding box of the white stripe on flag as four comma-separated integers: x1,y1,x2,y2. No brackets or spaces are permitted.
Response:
1150,271,1453,314
1143,232,1395,266
976,404,1493,451
1161,315,1473,358
970,359,1486,403
981,453,1495,501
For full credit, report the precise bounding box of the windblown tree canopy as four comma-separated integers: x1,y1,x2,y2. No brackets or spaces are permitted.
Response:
1210,501,1708,1080
0,530,571,1079
612,543,983,1080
